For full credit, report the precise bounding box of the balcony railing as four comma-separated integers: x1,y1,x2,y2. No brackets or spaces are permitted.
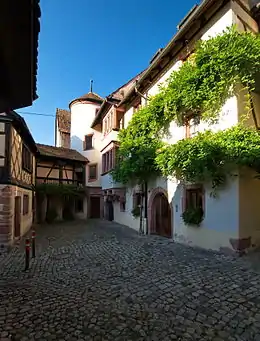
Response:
36,177,84,187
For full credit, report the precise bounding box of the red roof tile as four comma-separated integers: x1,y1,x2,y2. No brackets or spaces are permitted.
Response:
36,144,88,162
69,92,103,108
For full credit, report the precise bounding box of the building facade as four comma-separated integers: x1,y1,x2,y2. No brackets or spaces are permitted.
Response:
0,111,37,250
35,144,88,222
87,0,260,253
52,0,260,254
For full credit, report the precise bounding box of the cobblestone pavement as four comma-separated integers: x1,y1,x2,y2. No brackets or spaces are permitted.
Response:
1,220,260,341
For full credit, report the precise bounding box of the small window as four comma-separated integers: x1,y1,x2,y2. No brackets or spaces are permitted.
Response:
22,144,32,172
185,186,203,211
83,134,93,150
185,115,200,138
88,164,97,181
102,147,117,174
133,192,142,209
133,97,141,113
76,198,84,212
23,195,29,215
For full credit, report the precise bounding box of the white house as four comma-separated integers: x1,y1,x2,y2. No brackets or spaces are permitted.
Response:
55,0,260,254
89,0,260,253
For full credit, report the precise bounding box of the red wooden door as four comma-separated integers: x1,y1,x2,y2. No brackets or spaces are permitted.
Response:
153,193,172,238
14,196,21,237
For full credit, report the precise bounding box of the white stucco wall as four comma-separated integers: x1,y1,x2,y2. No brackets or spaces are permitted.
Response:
70,101,102,187
113,3,241,251
56,128,61,147
101,173,124,190
113,188,140,232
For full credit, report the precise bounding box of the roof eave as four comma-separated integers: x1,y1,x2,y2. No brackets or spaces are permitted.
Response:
91,97,120,128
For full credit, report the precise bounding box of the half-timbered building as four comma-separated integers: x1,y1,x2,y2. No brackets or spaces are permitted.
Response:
36,144,88,222
0,111,37,249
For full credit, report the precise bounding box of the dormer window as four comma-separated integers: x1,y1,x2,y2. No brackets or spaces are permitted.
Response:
83,134,93,150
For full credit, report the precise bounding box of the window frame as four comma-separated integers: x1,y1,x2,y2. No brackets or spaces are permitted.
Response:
83,134,93,151
183,185,204,212
23,194,29,215
22,143,32,173
101,146,118,175
88,163,98,182
185,115,200,138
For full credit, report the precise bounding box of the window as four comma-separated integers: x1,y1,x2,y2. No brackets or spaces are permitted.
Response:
185,115,200,138
119,117,124,130
185,186,203,211
23,195,29,215
22,144,32,172
76,198,84,212
88,164,97,181
83,134,93,150
133,192,142,209
133,97,141,113
102,146,118,174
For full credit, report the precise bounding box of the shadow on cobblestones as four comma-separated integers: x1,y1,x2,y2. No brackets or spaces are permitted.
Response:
1,219,260,340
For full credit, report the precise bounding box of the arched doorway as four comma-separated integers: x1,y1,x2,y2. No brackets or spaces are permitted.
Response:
148,188,172,238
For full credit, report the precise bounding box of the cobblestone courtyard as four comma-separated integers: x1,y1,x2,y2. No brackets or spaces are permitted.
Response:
1,220,260,340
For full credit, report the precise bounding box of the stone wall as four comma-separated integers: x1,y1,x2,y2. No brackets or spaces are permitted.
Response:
0,185,12,251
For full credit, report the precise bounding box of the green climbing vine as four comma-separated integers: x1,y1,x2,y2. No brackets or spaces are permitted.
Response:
35,183,86,197
112,27,260,187
156,125,260,190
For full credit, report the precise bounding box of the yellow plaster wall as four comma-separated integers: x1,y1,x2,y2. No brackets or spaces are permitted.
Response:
9,186,33,239
239,169,260,247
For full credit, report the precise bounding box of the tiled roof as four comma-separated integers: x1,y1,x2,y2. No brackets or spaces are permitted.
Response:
69,92,103,108
36,144,88,163
56,108,70,134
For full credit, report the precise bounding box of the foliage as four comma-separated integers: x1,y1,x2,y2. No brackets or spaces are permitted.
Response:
182,207,204,226
112,27,260,185
46,208,57,224
35,183,86,197
156,125,260,189
131,206,141,218
163,26,260,125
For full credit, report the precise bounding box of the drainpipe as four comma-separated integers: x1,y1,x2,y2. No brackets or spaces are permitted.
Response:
144,181,148,234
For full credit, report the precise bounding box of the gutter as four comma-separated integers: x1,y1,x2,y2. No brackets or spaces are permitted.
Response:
119,0,215,107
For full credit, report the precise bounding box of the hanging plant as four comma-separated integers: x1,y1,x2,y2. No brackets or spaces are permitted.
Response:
182,207,204,226
131,206,141,218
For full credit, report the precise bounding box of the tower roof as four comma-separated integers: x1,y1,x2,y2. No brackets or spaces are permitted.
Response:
69,92,103,108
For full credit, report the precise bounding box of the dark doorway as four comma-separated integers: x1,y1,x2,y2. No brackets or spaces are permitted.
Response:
152,193,172,238
107,200,114,221
14,196,21,237
90,196,100,218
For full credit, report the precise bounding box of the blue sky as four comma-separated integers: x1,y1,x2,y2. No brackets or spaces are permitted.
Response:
18,0,198,145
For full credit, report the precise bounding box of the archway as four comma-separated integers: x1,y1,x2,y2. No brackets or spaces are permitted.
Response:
148,187,172,238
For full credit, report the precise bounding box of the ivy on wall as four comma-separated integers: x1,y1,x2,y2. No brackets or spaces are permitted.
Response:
156,125,260,190
35,183,86,197
112,27,260,188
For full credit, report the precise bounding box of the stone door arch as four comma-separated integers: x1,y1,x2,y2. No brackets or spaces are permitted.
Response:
148,187,172,238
